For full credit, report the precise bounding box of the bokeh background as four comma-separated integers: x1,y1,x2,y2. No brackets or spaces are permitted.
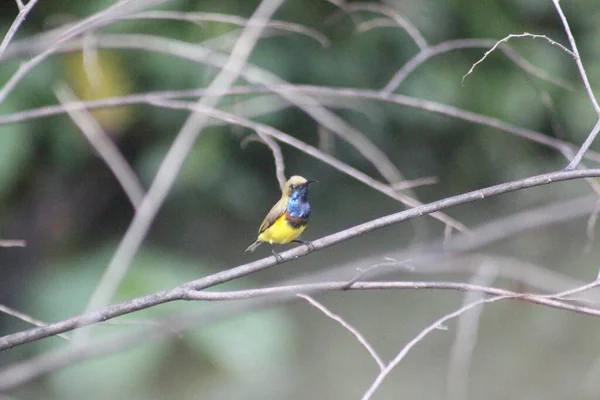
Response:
2,0,600,399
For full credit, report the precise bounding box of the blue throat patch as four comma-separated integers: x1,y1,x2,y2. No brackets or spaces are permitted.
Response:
287,187,311,218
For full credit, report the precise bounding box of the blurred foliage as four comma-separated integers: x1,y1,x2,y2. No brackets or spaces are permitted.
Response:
1,0,600,399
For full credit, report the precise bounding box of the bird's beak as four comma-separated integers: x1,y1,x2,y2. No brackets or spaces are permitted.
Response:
306,179,318,185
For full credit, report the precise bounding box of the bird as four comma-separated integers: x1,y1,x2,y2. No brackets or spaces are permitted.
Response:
245,175,317,261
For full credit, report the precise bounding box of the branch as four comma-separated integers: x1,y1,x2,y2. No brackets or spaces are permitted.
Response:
2,168,600,351
4,278,600,392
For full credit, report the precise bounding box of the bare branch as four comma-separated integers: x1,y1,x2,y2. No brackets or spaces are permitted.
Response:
298,294,385,371
1,169,600,351
53,83,146,209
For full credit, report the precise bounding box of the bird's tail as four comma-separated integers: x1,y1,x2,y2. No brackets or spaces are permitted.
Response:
245,240,262,253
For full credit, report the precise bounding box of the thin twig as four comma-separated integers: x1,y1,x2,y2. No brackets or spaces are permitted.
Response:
0,304,69,341
298,294,385,371
462,33,575,84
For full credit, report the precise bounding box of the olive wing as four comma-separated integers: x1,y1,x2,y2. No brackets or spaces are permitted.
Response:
258,198,287,234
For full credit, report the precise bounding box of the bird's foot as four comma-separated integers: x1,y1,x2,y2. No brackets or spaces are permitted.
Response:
271,248,284,263
293,239,315,252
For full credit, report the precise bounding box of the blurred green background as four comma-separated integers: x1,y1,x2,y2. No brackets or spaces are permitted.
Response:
2,0,600,399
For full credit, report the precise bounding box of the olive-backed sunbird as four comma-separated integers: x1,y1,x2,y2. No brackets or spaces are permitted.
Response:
245,175,317,259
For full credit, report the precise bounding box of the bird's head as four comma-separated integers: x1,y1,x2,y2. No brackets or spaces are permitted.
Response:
284,175,317,199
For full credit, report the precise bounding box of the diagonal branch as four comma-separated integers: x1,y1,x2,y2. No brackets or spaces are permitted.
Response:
53,83,146,209
1,168,600,351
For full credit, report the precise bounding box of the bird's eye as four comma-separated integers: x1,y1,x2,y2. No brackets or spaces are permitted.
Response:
290,185,296,190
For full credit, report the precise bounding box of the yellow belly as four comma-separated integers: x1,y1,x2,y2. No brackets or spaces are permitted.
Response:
258,215,306,244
